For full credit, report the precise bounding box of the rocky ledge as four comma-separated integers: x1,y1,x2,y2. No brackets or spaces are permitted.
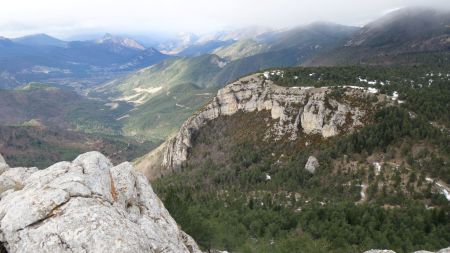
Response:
0,152,201,253
136,73,382,179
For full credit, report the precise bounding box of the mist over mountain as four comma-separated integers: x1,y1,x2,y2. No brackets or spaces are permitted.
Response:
0,4,449,253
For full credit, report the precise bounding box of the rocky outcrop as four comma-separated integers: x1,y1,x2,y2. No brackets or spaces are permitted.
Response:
136,73,378,179
305,156,319,174
0,152,201,253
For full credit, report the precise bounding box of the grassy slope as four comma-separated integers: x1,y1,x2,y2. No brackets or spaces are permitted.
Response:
213,39,270,61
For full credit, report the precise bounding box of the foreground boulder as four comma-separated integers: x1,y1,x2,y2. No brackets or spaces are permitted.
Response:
0,152,201,253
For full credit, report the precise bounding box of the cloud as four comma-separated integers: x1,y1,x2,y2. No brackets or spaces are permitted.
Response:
0,0,448,38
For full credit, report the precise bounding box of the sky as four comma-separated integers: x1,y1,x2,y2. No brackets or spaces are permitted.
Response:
0,0,449,39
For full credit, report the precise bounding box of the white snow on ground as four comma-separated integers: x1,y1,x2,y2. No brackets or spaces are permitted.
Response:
368,80,377,85
344,85,364,90
263,72,270,79
342,86,379,94
373,162,382,175
367,87,379,94
426,177,450,201
392,91,399,101
291,86,313,90
265,174,271,181
358,184,368,203
442,189,450,201
358,77,368,82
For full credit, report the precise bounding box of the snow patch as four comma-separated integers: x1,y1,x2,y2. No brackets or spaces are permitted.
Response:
391,91,399,101
367,87,379,94
426,177,450,201
373,162,382,175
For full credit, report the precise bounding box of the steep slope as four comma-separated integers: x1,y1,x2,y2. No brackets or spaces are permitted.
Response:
270,22,358,51
95,33,146,50
308,8,450,66
213,39,270,61
137,65,450,252
136,73,382,178
0,152,201,253
177,40,235,57
93,54,228,140
95,23,357,141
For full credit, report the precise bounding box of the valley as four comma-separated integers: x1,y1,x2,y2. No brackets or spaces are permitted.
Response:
0,5,449,253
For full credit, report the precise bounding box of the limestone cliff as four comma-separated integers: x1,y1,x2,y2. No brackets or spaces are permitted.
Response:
136,73,384,179
0,152,201,253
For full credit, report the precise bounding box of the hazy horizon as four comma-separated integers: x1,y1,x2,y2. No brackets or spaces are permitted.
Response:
0,0,449,40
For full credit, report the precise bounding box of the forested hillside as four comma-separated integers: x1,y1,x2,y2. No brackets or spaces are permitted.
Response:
153,64,450,253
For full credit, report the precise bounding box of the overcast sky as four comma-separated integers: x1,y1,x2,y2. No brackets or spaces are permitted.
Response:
0,0,449,39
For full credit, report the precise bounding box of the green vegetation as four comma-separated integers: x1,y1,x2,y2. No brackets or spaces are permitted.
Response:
270,63,450,128
0,83,129,135
92,23,357,141
0,125,157,168
154,65,450,252
155,107,450,252
213,39,269,61
0,83,155,167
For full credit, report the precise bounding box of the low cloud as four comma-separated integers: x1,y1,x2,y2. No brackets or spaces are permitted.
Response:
0,0,448,38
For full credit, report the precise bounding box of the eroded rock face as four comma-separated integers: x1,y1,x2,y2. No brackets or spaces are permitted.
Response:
136,73,375,179
0,152,201,253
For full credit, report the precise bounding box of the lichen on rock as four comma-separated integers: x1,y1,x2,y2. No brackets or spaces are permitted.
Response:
0,152,201,253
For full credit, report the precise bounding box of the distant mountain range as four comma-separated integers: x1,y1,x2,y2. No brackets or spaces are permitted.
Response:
1,7,449,142
0,33,169,89
307,7,450,65
91,7,450,141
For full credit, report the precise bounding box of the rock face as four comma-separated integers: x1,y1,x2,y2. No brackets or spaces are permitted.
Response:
305,156,319,174
0,152,201,253
136,73,377,179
